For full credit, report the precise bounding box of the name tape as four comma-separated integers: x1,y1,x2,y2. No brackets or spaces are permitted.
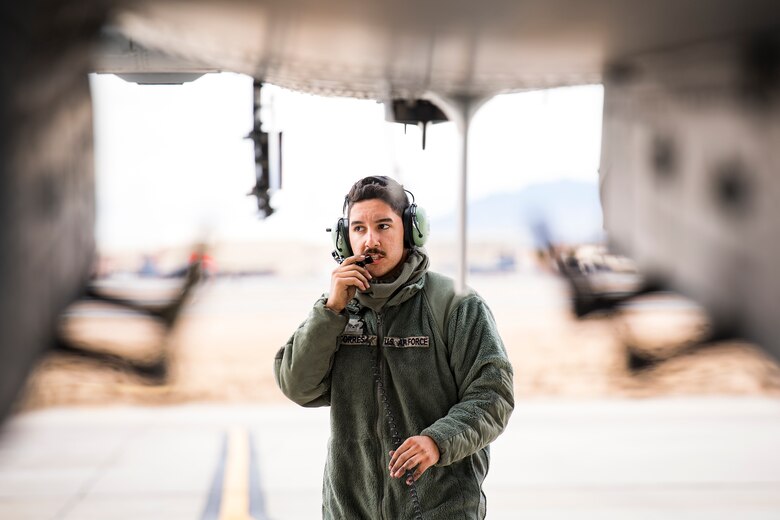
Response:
340,334,430,348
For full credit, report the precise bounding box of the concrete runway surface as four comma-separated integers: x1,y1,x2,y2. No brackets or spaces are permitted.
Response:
1,398,780,519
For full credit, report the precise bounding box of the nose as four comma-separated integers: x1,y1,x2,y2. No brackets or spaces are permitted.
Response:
365,228,380,249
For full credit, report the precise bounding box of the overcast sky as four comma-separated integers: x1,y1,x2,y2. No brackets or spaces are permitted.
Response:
91,73,603,251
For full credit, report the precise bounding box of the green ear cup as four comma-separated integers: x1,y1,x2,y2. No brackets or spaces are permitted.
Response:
411,206,429,247
402,203,429,248
332,217,353,259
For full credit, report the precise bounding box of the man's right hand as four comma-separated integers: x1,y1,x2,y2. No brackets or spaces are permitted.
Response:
325,255,372,313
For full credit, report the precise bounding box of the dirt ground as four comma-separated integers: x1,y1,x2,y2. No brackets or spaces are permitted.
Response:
17,272,780,413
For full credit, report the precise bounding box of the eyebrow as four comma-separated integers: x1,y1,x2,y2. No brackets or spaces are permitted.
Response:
351,217,394,225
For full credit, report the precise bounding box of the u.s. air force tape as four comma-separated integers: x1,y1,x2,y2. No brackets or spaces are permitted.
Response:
340,334,430,348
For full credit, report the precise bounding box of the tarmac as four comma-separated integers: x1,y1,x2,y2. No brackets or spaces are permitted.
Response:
2,397,780,520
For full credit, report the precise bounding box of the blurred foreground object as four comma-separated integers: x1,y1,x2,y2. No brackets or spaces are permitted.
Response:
551,244,648,318
0,2,109,424
51,253,202,383
600,33,780,350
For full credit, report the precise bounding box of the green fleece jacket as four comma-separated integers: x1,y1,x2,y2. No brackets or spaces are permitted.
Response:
274,249,514,519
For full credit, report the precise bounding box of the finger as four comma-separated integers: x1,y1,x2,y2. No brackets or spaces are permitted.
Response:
391,452,414,476
415,460,434,481
391,446,422,476
335,270,371,287
388,444,404,468
390,447,413,472
339,254,363,266
339,263,372,280
341,266,372,283
337,277,367,291
335,274,370,291
335,267,370,281
341,254,370,268
342,255,374,278
393,455,420,478
406,465,426,485
388,440,412,468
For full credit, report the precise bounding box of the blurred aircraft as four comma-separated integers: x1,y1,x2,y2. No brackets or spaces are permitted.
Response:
1,0,779,423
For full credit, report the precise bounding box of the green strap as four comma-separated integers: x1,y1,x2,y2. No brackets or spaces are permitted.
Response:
421,272,473,345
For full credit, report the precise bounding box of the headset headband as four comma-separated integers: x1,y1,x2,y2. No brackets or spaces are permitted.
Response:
342,177,413,217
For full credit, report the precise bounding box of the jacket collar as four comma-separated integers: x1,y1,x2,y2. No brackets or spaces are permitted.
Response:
351,248,429,312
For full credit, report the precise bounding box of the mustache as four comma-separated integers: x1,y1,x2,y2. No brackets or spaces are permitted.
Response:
362,248,385,257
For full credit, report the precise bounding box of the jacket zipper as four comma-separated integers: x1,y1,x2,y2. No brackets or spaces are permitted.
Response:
375,311,387,520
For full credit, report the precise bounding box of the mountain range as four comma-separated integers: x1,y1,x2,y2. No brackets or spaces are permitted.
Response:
430,179,604,245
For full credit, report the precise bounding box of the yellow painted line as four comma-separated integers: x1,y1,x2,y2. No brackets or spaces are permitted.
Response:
219,427,256,520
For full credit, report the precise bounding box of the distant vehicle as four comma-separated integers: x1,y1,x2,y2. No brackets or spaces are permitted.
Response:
2,0,779,423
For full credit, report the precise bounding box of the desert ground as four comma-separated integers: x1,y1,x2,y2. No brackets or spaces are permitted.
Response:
17,267,780,413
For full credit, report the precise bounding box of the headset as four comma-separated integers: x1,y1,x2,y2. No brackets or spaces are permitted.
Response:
329,177,429,263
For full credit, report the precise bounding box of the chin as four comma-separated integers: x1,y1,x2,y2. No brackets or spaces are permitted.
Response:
369,266,390,278
371,260,402,279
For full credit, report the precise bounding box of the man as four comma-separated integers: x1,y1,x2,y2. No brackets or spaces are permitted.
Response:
274,176,514,519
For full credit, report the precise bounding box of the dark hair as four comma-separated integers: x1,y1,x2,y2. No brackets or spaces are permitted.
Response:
344,176,409,218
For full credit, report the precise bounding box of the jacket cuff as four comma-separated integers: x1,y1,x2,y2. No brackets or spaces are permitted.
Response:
311,296,349,329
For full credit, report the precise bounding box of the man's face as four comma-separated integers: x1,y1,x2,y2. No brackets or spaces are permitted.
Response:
348,199,406,278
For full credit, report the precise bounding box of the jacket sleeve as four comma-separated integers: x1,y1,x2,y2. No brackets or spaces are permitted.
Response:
420,295,514,466
273,296,348,407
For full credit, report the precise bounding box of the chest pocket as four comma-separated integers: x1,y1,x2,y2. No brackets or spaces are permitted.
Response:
340,315,374,347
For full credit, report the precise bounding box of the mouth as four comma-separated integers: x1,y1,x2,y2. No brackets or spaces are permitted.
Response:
363,251,384,263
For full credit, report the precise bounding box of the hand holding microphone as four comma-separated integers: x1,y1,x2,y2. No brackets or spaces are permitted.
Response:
325,255,373,313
